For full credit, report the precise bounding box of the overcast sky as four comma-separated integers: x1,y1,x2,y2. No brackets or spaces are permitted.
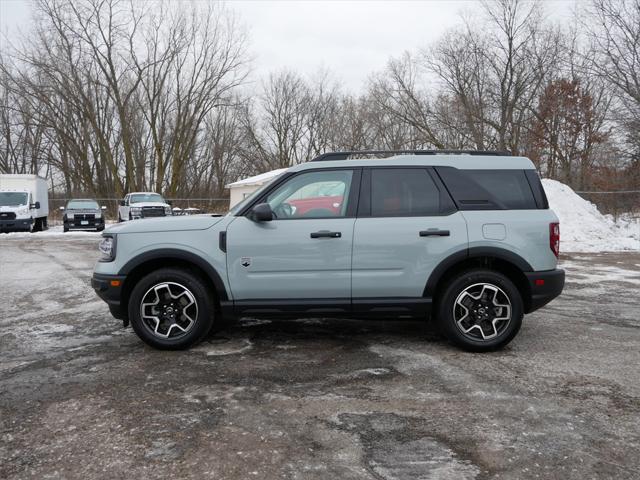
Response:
0,0,577,91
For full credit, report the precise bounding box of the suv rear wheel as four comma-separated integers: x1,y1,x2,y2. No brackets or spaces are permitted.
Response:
436,269,523,352
128,267,215,350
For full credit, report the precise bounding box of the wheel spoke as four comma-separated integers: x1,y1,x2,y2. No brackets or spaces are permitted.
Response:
480,284,497,302
457,292,476,310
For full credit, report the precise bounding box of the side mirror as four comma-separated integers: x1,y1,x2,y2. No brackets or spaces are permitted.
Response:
59,206,65,211
119,200,125,206
250,203,273,222
101,206,107,210
31,201,40,209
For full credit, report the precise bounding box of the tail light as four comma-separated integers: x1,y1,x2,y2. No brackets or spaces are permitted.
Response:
550,222,560,258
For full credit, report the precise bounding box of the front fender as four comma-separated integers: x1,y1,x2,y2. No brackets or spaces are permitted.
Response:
118,246,229,301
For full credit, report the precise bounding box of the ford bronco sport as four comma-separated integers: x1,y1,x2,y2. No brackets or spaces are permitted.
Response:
92,150,565,352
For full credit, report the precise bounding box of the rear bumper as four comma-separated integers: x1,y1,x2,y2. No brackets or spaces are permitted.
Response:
0,218,32,231
524,268,565,313
92,273,127,320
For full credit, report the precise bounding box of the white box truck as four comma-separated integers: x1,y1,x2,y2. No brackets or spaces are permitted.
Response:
0,174,49,232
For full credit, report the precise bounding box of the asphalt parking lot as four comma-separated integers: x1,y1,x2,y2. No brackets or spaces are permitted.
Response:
1,232,639,479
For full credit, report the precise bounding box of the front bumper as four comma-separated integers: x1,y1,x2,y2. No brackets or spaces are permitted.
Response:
65,217,105,230
0,218,32,232
92,273,127,320
524,268,565,313
131,207,169,219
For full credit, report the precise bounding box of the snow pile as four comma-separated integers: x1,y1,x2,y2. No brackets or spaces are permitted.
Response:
542,179,639,252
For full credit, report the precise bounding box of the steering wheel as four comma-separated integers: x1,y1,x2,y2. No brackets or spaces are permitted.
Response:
273,202,294,219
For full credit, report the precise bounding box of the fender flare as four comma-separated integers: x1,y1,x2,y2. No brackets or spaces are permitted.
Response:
118,248,229,301
424,246,533,297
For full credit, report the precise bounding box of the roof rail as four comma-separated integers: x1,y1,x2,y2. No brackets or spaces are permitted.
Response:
310,150,512,162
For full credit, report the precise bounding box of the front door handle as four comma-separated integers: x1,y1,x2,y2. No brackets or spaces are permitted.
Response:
419,229,450,237
310,231,341,239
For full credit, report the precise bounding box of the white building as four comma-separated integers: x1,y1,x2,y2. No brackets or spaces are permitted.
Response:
226,168,288,209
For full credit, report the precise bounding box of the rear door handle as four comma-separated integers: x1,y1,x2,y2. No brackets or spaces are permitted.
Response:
419,229,450,237
310,231,341,239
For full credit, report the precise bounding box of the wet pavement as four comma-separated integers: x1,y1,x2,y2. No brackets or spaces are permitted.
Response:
1,235,639,479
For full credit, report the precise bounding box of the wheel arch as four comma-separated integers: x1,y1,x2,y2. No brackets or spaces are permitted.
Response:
425,247,533,312
118,249,229,317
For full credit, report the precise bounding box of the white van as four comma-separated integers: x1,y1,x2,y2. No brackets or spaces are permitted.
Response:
0,174,49,232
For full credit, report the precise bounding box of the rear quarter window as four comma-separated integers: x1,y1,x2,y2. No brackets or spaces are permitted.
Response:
468,170,538,209
435,168,539,210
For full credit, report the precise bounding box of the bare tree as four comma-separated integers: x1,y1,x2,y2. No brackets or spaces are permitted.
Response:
529,78,610,187
583,0,640,158
0,0,248,199
246,70,312,170
194,101,249,197
164,4,247,196
369,53,445,148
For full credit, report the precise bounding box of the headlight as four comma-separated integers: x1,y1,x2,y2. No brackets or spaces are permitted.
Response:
66,212,74,219
98,236,116,262
95,211,102,218
130,207,142,215
164,206,172,215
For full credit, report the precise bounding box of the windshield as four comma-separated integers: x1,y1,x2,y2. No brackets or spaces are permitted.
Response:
0,192,28,207
130,193,164,204
66,200,99,209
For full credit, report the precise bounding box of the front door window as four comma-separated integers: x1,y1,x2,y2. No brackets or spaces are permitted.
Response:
265,170,353,219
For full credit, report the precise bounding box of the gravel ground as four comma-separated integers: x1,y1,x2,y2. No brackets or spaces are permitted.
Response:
1,234,639,480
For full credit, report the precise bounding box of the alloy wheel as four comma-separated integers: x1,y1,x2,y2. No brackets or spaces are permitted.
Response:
453,282,512,341
140,282,198,339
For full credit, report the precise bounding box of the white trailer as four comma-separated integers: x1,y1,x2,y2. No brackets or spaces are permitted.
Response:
0,174,49,232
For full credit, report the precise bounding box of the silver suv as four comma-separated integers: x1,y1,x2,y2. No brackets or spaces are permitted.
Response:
92,150,565,351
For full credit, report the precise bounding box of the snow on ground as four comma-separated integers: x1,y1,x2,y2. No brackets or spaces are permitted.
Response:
1,221,122,238
542,179,639,253
2,225,103,238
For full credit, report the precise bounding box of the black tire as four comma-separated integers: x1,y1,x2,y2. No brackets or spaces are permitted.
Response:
63,224,69,233
118,214,123,223
128,267,215,350
32,218,42,232
436,269,523,352
96,225,105,232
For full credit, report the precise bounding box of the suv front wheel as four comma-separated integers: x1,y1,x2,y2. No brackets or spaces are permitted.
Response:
437,269,523,352
128,268,215,350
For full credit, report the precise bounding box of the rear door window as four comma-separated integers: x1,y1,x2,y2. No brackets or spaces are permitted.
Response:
370,168,441,216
